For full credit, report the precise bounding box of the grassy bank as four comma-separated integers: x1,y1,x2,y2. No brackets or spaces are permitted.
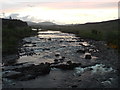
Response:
2,19,37,55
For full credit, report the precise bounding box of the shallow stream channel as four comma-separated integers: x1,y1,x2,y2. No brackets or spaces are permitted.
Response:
2,30,119,88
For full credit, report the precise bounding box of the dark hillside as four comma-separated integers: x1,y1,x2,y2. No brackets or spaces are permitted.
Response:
2,18,37,55
2,18,28,28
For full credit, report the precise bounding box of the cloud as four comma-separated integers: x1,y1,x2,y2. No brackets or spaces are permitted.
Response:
5,13,19,19
10,13,19,18
5,13,42,22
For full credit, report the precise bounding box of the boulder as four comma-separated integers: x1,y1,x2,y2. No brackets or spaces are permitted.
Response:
76,49,85,53
55,53,60,57
13,63,35,72
51,63,81,70
54,59,59,64
43,48,50,51
60,40,63,43
71,85,78,88
66,61,72,65
62,56,65,59
48,38,52,41
85,54,92,59
59,58,64,63
3,63,51,80
26,63,51,75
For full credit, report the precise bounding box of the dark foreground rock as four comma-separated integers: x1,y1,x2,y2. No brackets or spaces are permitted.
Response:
3,71,23,79
51,61,81,70
85,53,92,59
2,63,51,80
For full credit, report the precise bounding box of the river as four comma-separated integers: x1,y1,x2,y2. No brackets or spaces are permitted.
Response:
2,30,119,88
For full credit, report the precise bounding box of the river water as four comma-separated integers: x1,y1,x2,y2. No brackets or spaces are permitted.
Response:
3,30,118,88
17,30,98,65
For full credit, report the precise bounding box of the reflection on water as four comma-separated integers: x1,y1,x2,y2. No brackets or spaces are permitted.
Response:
17,30,97,66
38,31,60,33
38,31,75,38
38,35,74,38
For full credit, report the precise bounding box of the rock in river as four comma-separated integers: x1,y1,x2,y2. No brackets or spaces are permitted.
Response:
51,62,81,70
85,53,92,59
76,49,85,53
55,53,60,57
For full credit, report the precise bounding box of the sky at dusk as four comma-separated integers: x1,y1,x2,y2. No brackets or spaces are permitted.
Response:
0,0,119,24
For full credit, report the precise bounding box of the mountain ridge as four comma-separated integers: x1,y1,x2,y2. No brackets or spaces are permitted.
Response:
27,21,56,26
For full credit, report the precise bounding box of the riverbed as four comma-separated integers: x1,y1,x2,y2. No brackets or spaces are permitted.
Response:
2,30,119,88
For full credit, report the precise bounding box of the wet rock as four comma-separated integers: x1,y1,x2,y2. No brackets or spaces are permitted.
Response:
14,63,35,72
62,56,65,59
33,44,36,47
12,62,28,66
54,59,59,64
59,58,64,63
55,53,60,57
45,62,51,66
85,54,92,59
48,38,52,41
60,40,63,43
30,63,51,75
67,41,76,43
79,43,85,46
25,41,31,44
3,71,23,79
51,63,81,70
62,46,66,48
89,49,95,53
66,61,72,65
78,80,81,82
76,49,85,53
39,38,44,39
71,85,78,88
43,48,50,51
26,51,35,56
14,63,51,78
89,68,93,71
31,42,36,44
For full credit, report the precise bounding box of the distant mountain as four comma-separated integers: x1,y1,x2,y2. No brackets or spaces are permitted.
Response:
27,21,37,26
27,21,56,26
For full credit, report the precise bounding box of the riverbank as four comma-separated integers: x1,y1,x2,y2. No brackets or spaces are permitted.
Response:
2,18,38,65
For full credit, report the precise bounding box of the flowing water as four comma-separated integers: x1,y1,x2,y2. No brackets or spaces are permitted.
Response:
17,30,97,65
